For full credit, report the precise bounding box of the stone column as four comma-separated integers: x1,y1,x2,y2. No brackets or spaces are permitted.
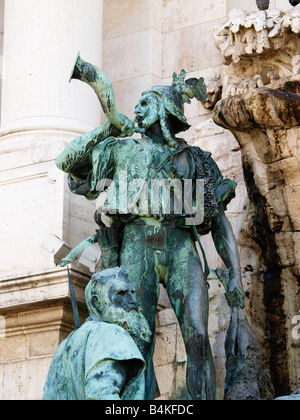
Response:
1,0,103,134
0,0,103,400
0,0,103,276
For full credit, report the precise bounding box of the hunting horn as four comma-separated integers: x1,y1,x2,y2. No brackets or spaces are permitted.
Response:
69,52,130,131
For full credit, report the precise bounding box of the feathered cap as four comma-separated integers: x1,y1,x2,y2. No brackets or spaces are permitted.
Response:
141,70,208,134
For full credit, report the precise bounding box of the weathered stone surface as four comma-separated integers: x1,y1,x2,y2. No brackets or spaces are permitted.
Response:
0,305,76,400
103,0,161,40
154,363,176,400
162,0,227,32
162,19,223,78
154,324,177,367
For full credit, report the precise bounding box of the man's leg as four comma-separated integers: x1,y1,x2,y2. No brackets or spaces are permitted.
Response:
120,225,160,399
166,233,216,400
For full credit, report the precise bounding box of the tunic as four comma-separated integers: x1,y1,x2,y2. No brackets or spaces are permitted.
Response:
67,135,237,234
43,319,146,400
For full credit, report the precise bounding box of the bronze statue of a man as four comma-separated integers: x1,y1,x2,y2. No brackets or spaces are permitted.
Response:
43,267,151,400
56,55,245,400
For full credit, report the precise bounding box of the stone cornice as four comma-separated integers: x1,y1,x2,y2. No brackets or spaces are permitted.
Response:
209,7,300,101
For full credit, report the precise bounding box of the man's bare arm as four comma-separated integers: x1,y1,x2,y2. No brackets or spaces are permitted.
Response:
56,110,138,174
56,119,117,173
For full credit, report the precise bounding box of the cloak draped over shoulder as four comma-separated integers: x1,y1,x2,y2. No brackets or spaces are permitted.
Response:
43,319,145,400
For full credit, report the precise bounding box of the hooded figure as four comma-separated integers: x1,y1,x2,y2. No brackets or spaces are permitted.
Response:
43,267,151,400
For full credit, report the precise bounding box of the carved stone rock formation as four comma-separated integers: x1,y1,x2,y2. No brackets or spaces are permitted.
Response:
211,7,300,397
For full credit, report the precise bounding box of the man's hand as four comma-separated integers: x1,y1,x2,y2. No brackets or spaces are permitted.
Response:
215,269,245,309
211,204,245,309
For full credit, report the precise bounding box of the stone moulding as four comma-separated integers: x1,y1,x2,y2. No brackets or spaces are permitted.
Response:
0,267,90,314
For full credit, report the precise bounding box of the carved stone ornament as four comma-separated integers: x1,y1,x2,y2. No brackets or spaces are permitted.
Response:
212,7,300,128
211,7,300,98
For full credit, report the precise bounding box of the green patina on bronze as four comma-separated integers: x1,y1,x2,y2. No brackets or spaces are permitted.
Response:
43,267,151,400
56,54,245,400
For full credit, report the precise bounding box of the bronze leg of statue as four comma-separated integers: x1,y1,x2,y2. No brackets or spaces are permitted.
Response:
120,223,160,400
121,223,216,400
166,231,217,400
